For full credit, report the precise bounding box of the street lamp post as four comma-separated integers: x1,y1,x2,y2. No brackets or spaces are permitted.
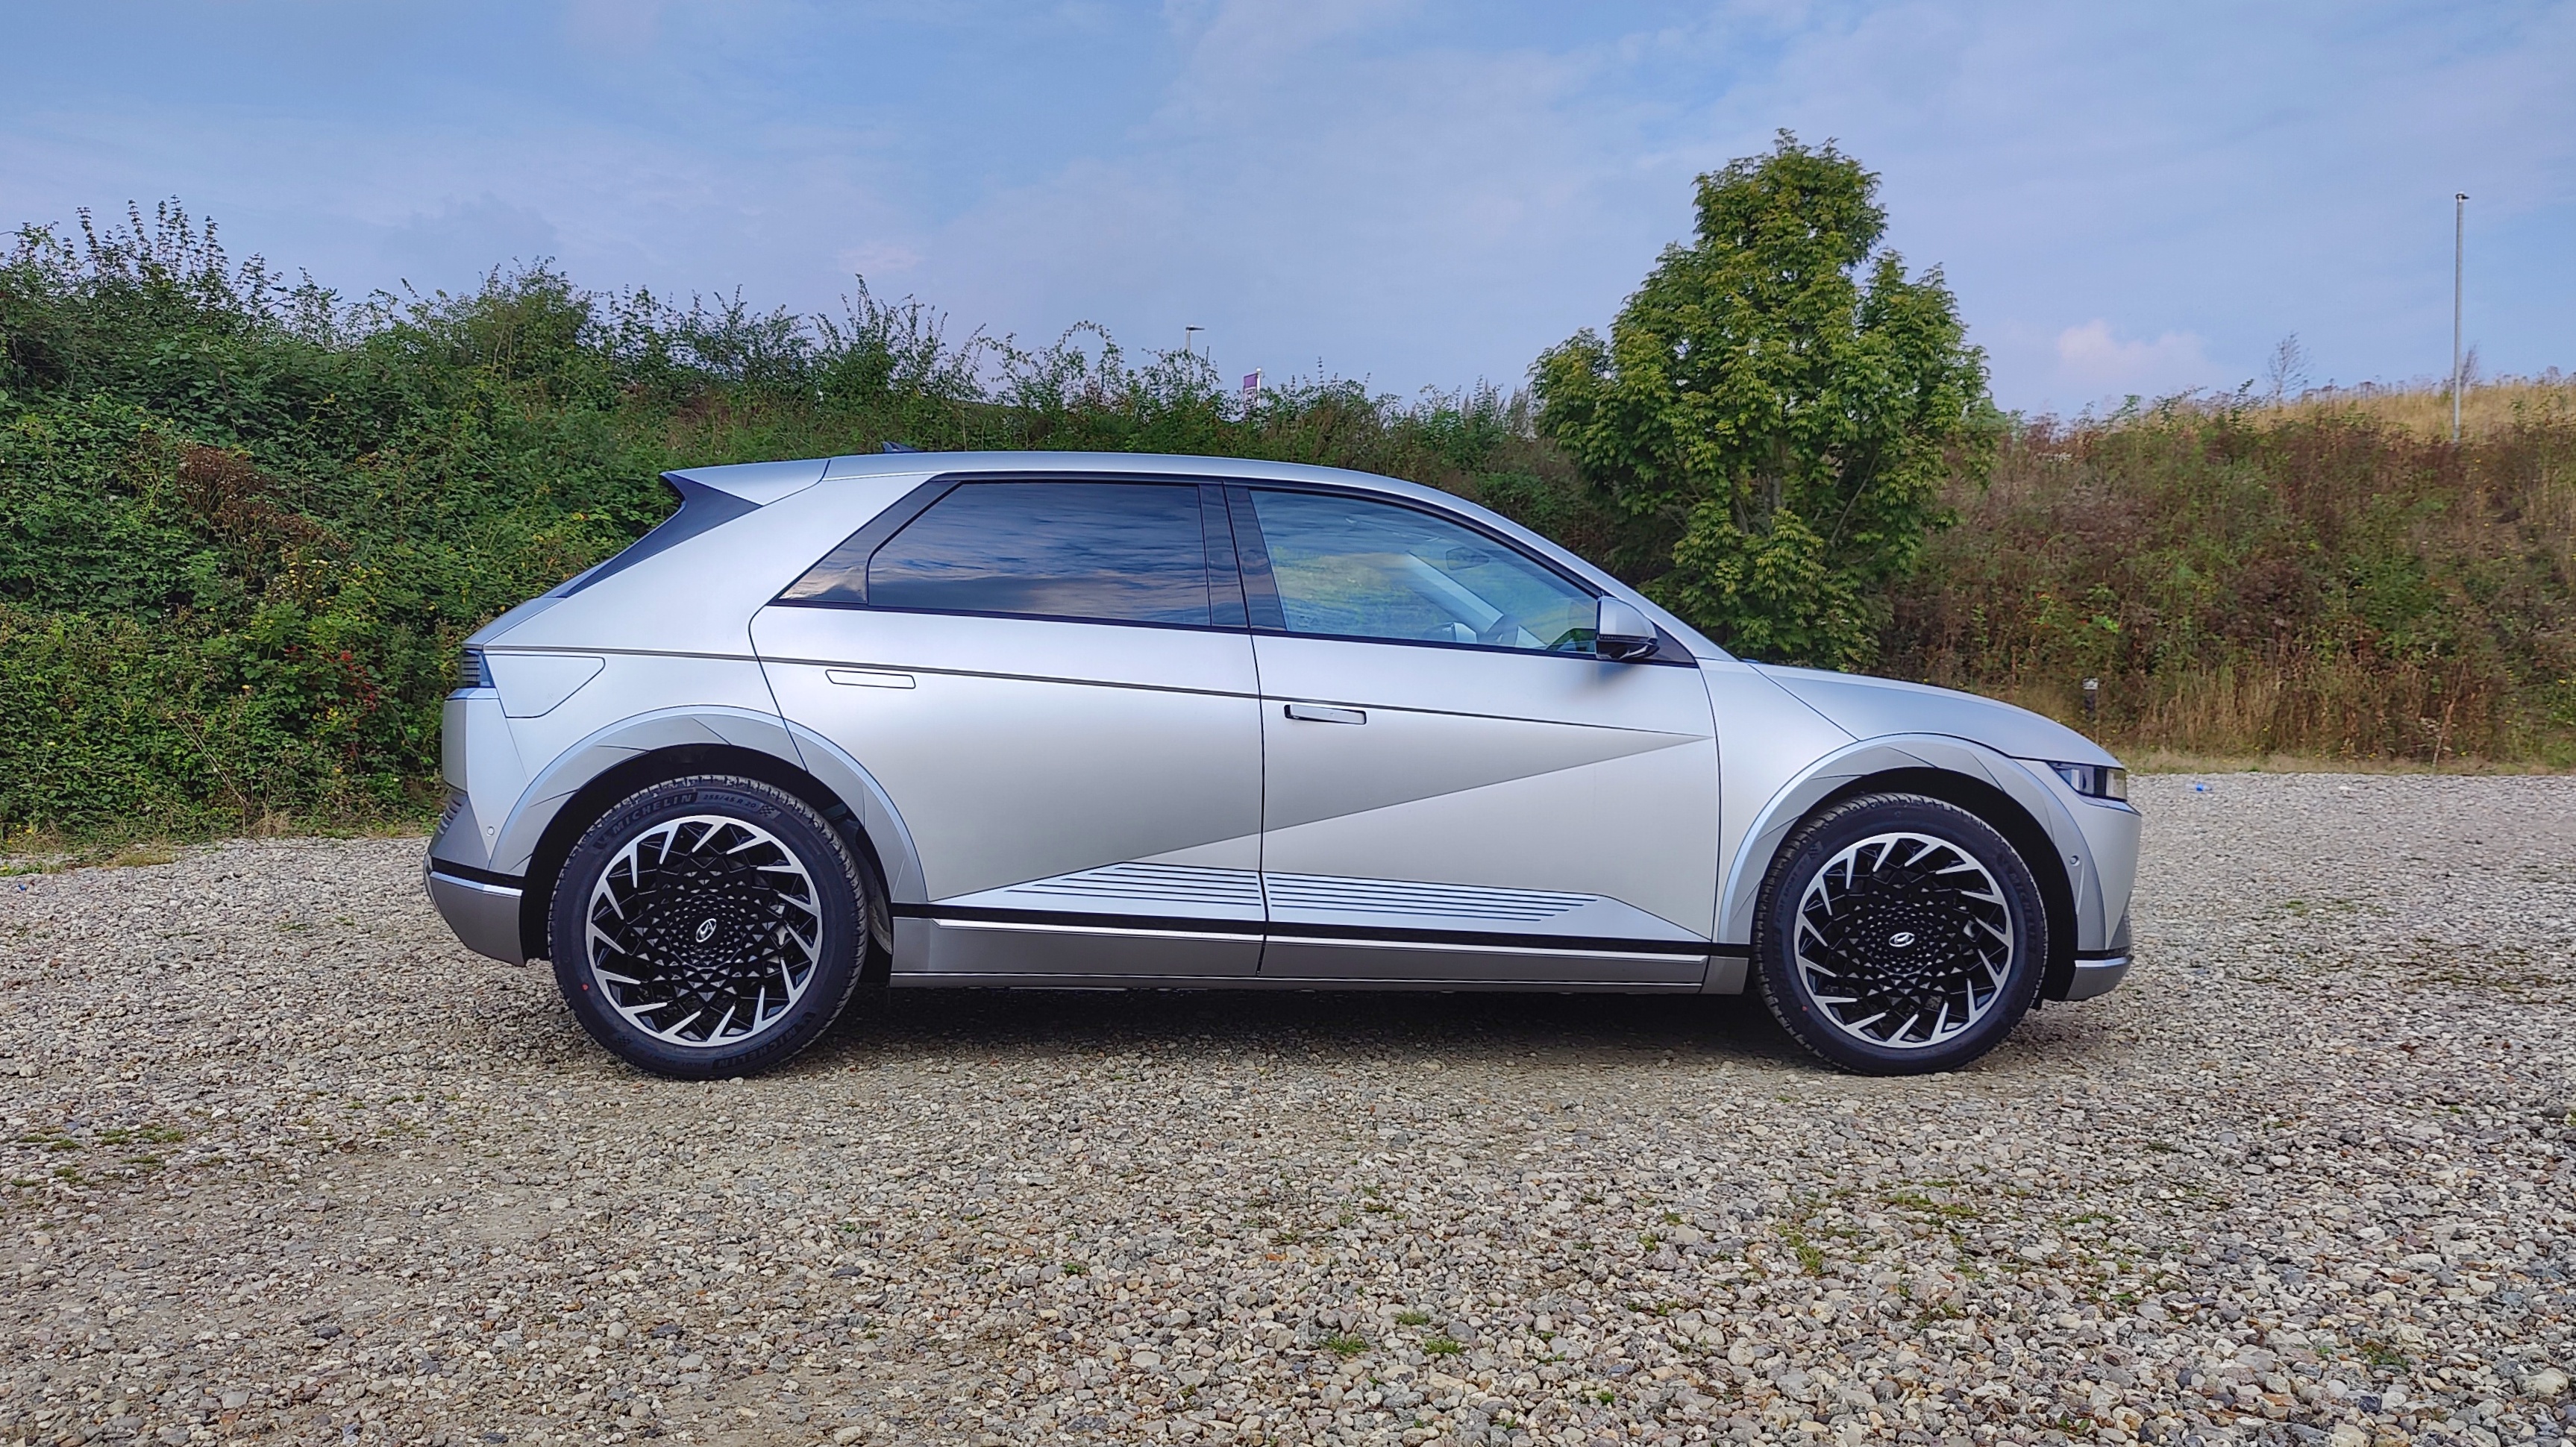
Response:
2453,192,2468,443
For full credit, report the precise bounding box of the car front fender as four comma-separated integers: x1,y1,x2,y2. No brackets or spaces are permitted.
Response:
1716,733,2113,956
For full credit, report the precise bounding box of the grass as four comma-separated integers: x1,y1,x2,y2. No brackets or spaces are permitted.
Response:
2267,373,2576,442
1779,1225,1826,1276
1881,1190,1978,1222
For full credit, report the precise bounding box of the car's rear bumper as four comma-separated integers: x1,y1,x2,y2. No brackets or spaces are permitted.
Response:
426,792,527,964
426,864,526,964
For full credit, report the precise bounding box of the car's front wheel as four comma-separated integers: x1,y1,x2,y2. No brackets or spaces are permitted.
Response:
1753,792,2048,1075
548,775,867,1079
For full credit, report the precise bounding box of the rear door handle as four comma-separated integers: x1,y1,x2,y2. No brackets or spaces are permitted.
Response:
1283,703,1365,725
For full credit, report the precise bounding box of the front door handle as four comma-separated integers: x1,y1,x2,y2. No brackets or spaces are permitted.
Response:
1283,703,1365,725
827,668,916,689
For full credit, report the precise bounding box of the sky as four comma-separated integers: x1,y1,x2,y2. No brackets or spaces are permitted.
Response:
2,1,2569,415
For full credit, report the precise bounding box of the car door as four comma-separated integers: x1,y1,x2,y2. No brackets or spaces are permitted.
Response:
752,477,1265,979
1231,484,1720,986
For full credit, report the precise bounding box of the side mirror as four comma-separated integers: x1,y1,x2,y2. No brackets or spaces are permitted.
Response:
1595,597,1659,662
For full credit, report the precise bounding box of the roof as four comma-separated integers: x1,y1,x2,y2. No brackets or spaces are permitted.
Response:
664,450,1448,508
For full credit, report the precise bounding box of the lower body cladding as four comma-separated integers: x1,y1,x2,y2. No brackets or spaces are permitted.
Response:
889,911,1749,993
2063,956,2130,1000
425,863,525,964
2062,912,2133,1002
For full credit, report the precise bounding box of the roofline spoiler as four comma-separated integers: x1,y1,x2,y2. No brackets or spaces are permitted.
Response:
659,457,834,506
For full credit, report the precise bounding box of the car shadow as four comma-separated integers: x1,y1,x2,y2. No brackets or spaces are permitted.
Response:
803,985,1812,1073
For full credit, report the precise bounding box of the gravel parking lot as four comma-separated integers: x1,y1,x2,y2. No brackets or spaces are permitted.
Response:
2,773,2572,1447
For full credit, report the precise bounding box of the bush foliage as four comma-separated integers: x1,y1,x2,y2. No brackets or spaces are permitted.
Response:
3,198,2572,843
1534,135,1993,669
1886,400,2576,762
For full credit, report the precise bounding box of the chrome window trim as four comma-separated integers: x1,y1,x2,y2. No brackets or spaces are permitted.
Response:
765,597,1251,635
769,469,1699,664
1226,480,1698,666
1250,625,1699,666
777,474,1238,626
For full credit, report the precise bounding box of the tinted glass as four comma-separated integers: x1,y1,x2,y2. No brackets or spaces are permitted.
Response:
862,482,1212,625
1248,489,1596,651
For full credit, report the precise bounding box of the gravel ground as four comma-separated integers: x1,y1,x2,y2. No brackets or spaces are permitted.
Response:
2,773,2572,1447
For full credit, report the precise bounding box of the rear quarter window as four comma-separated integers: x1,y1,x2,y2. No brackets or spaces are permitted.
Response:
783,481,1215,627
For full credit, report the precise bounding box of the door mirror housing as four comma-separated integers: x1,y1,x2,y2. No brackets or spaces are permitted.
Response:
1595,597,1659,662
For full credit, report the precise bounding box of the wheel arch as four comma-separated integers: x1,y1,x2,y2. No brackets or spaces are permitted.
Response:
1717,735,2098,1002
498,712,924,973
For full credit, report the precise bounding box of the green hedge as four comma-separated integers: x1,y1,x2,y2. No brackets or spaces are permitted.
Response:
5,206,2569,843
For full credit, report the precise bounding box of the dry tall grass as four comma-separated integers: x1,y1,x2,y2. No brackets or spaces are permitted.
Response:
2266,374,2576,441
1888,386,2576,764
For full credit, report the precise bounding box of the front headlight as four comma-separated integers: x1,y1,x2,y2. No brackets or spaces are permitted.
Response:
2049,762,2128,801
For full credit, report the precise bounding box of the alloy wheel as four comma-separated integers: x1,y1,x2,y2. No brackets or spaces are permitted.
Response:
583,814,824,1049
1790,829,2015,1050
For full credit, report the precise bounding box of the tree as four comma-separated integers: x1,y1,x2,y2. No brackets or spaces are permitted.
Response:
1533,133,1993,669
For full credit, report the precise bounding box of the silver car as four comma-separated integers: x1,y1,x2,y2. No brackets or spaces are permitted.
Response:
426,451,2138,1079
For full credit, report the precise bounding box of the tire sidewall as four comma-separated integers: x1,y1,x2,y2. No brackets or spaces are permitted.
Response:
1754,794,2049,1075
549,776,865,1079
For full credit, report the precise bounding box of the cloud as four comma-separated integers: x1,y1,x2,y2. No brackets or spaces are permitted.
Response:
378,195,565,290
837,243,924,277
562,0,663,58
2049,320,2216,400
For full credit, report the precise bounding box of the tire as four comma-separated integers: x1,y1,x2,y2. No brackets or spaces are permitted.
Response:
548,775,868,1079
1752,792,2049,1076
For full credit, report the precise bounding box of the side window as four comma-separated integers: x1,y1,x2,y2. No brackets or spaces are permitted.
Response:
784,482,1218,627
1246,489,1597,653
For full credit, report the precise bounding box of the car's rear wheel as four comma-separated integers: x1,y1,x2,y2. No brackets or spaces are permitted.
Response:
1752,792,2047,1075
549,775,866,1079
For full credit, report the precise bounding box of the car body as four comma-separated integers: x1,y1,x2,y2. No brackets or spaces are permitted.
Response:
426,451,2139,1076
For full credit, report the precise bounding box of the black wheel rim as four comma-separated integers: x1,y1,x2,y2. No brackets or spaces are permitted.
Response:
583,814,823,1049
1791,830,2014,1049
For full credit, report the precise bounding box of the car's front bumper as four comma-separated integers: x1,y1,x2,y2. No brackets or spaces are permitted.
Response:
2064,954,2130,999
2062,910,2133,1001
